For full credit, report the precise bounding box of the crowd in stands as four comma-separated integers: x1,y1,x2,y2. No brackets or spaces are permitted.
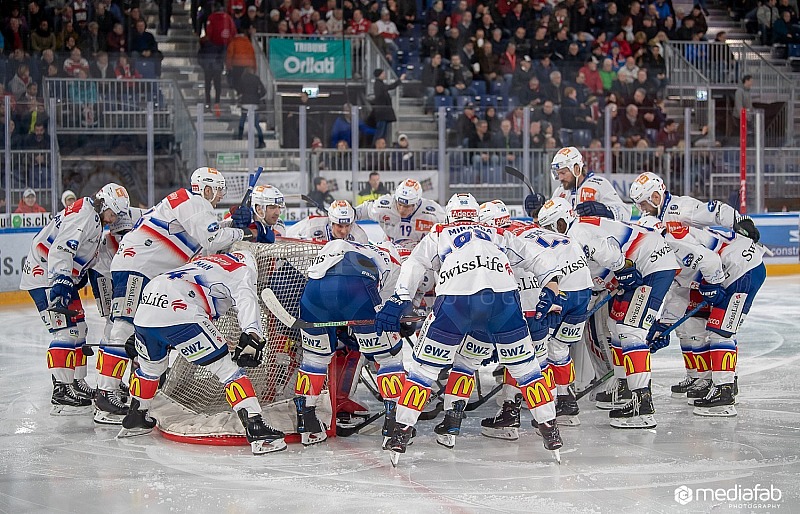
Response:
0,0,164,154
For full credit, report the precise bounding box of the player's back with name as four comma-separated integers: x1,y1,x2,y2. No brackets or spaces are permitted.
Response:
307,239,402,296
357,195,444,244
514,226,592,292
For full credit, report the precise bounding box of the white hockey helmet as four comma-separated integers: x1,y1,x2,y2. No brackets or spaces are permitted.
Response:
191,166,227,199
251,184,285,208
95,183,130,215
229,249,258,272
394,178,423,206
478,199,511,228
629,172,666,212
328,200,355,225
445,193,480,222
637,215,664,231
550,146,585,181
536,197,576,233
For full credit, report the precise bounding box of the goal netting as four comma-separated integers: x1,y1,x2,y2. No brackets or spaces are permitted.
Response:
150,239,334,445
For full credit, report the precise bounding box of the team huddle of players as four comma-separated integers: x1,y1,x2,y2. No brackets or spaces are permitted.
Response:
21,145,765,465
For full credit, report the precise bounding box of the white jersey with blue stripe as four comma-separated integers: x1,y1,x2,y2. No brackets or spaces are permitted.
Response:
552,172,632,222
356,195,445,249
285,215,369,244
20,197,103,290
658,192,738,231
111,188,243,278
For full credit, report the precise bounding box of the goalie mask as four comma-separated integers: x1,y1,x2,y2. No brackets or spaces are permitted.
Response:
537,197,576,234
478,200,511,228
445,193,479,223
629,172,666,216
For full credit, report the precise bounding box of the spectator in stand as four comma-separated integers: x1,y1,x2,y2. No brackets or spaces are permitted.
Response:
675,15,697,41
489,28,505,57
600,2,623,37
371,69,404,141
477,41,501,84
571,2,596,40
106,22,127,55
27,2,47,35
90,51,114,79
376,8,400,58
420,22,445,60
519,76,545,106
31,19,57,54
446,54,476,98
612,31,633,57
391,133,416,171
115,53,142,81
8,64,33,98
320,140,353,172
68,68,98,127
326,8,344,35
131,20,162,76
15,189,47,214
532,100,562,133
366,138,391,171
468,119,498,182
94,1,117,38
732,74,754,123
580,58,604,95
499,42,520,82
494,119,522,167
454,102,479,145
484,105,501,134
560,42,587,83
347,9,371,35
506,4,530,36
533,53,558,83
642,44,667,88
613,71,637,104
561,86,598,137
688,6,709,34
329,103,375,148
655,118,681,149
308,176,336,208
633,68,660,100
542,70,567,105
357,172,390,205
16,82,44,128
425,0,448,30
617,104,646,147
3,17,30,55
23,121,50,151
773,10,799,43
552,27,571,60
460,38,478,71
72,0,93,31
236,67,266,149
444,26,464,60
585,139,605,172
530,25,553,59
528,120,546,149
63,47,90,77
422,53,449,113
226,27,256,92
80,21,105,59
1,119,24,149
61,190,77,209
511,56,536,100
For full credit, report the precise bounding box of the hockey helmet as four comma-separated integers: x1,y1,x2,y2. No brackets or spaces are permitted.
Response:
191,166,227,199
229,249,258,272
550,146,585,181
328,200,355,225
394,178,423,206
445,193,479,223
637,215,664,231
536,197,576,234
629,172,666,215
252,185,285,208
95,183,130,215
478,199,511,228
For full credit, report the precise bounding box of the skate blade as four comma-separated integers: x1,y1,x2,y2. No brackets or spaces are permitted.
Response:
610,415,657,429
480,427,519,440
687,397,701,405
435,433,456,449
382,436,390,450
556,414,581,426
595,401,628,410
390,450,401,467
252,438,288,454
50,404,93,416
551,449,561,464
693,405,737,417
94,411,126,425
116,426,153,438
301,430,328,446
671,392,688,398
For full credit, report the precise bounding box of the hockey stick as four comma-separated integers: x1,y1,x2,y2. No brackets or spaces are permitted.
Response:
47,304,83,318
586,291,615,317
504,165,536,195
575,369,615,401
655,301,709,342
260,288,424,330
337,409,386,437
241,166,263,207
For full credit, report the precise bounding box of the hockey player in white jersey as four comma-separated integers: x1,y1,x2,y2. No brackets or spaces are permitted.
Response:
375,193,565,464
537,197,678,428
639,216,766,416
119,250,286,454
355,178,445,249
20,183,130,415
550,146,631,221
477,200,592,436
629,171,760,242
290,239,407,447
286,199,368,243
249,185,286,242
98,167,253,424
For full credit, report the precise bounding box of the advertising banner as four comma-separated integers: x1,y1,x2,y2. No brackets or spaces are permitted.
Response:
269,39,352,80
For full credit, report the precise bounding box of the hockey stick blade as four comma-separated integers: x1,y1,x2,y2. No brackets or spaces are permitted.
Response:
503,166,536,194
465,383,502,411
300,194,327,213
47,305,82,317
575,370,614,401
260,288,424,329
586,292,615,317
657,301,708,341
336,409,385,437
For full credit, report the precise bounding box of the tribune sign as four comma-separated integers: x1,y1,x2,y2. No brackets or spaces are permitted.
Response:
269,39,352,81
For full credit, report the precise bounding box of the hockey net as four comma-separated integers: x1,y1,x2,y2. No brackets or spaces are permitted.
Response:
150,239,335,445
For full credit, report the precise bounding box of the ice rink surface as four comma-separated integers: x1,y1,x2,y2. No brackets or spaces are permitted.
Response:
1,276,799,514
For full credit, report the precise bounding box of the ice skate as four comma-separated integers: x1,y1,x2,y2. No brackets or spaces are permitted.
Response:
237,409,287,454
51,378,93,416
481,396,521,440
117,399,156,438
609,387,656,429
73,378,96,400
595,377,632,410
118,380,130,404
388,423,415,467
294,396,328,446
556,388,581,426
94,388,129,425
686,378,712,405
534,418,562,464
382,401,416,450
670,375,697,398
434,399,466,449
693,383,737,417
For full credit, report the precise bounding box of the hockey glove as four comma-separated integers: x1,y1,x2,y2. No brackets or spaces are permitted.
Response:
375,294,410,336
336,327,360,350
230,205,253,229
733,216,760,243
124,334,139,359
698,281,727,307
575,201,614,219
524,193,546,218
256,221,276,243
615,266,643,291
646,320,672,353
534,287,558,320
233,332,265,367
48,275,75,313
